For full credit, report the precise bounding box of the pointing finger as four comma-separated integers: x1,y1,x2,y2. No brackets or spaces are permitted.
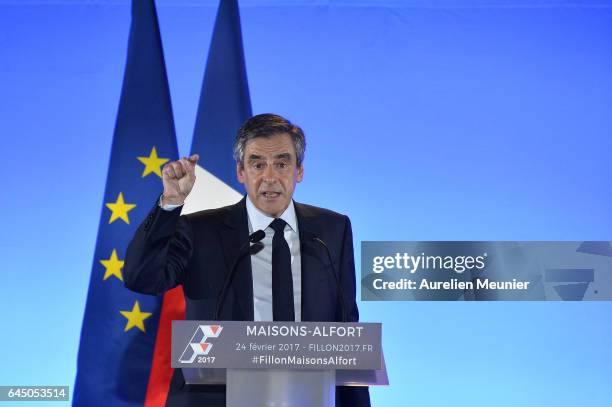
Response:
181,157,197,176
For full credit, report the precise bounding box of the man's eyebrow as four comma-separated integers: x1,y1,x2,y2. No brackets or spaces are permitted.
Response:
247,153,292,161
274,153,292,160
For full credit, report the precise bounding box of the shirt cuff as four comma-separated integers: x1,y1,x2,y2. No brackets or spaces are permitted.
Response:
159,195,183,211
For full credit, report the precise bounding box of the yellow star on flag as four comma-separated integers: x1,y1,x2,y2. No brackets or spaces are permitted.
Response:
137,146,169,178
100,249,124,282
105,192,136,224
119,301,152,333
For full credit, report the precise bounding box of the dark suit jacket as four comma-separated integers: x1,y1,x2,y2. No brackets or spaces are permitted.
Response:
124,197,370,406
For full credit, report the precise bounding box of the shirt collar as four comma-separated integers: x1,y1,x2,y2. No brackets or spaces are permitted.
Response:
246,195,298,233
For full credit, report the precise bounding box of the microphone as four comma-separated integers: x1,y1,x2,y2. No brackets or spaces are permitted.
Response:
302,232,348,322
214,230,265,320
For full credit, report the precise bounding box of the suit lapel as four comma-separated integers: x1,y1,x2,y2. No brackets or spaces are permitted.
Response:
220,197,254,320
295,202,326,322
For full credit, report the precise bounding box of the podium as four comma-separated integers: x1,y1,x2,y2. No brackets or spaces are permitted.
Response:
172,321,388,407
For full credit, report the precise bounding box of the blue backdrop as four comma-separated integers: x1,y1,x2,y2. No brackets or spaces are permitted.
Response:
0,1,610,406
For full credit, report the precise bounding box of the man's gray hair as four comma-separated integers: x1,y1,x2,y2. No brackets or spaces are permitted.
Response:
233,113,306,167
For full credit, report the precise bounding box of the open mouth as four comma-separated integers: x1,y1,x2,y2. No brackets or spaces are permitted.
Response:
261,191,281,199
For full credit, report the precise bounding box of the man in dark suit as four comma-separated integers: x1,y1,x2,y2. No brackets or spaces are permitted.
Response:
124,113,370,406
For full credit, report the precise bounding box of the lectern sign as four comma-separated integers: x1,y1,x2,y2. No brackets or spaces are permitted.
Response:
172,321,382,370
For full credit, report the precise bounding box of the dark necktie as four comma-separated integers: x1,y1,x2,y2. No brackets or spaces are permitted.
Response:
270,218,295,321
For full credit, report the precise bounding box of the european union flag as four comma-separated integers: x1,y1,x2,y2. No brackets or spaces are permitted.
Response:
74,1,179,405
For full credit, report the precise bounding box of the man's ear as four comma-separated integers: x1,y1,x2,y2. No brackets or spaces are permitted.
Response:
236,163,245,184
296,164,304,183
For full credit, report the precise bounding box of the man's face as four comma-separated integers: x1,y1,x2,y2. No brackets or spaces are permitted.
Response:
237,133,304,218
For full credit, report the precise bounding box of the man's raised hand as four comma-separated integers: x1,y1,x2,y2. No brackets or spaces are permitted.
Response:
161,154,199,205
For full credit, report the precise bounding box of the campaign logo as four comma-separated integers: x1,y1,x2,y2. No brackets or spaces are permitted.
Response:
179,325,223,363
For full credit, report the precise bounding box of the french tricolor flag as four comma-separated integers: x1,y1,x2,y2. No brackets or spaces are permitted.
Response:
144,0,251,406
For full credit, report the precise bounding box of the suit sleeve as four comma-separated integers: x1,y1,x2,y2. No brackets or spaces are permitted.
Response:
336,216,372,407
123,203,193,295
339,215,359,322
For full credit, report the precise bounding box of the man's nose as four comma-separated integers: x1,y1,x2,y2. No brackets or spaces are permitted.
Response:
262,163,277,182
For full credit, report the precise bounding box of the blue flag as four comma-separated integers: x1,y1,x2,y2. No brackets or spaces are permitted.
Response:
73,0,178,405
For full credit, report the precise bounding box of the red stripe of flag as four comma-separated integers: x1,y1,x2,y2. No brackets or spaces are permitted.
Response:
144,287,186,407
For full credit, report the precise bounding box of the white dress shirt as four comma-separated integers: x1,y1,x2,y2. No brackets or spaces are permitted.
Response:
246,197,302,322
160,196,302,321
